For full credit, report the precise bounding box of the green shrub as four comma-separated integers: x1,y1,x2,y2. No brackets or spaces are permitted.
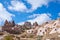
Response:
29,34,34,38
4,35,13,40
37,36,43,40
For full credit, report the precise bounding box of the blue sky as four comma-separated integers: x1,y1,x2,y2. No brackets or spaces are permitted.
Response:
0,0,60,25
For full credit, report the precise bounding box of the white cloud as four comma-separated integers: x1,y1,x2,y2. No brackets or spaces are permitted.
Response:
8,0,28,12
8,0,54,12
18,13,51,25
18,22,24,25
28,14,40,18
0,3,15,25
58,13,60,17
26,0,49,11
27,13,51,25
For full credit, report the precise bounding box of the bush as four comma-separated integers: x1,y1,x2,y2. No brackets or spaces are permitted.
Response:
29,34,34,38
26,34,34,38
37,36,43,40
4,35,13,40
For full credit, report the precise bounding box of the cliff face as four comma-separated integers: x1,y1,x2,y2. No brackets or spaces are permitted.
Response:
1,18,60,36
4,20,15,27
1,19,60,40
2,20,21,34
2,20,32,34
26,19,60,37
23,22,32,29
